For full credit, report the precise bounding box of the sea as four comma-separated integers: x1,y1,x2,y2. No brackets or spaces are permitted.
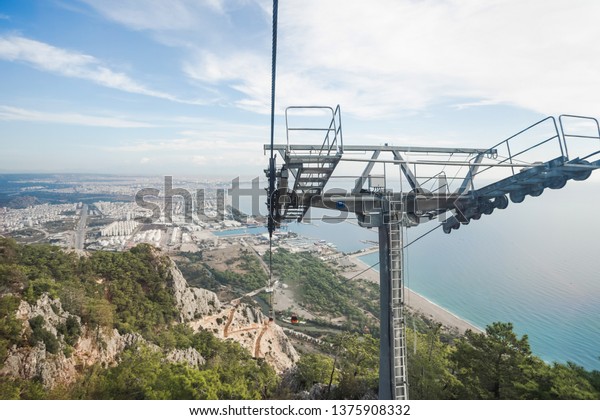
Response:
232,181,600,371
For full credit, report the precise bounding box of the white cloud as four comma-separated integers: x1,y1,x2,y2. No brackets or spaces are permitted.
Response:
271,0,600,118
78,0,226,31
78,0,272,109
107,116,267,153
190,155,208,165
183,50,272,109
173,0,600,119
0,105,156,128
102,117,270,173
112,133,264,153
0,14,10,20
18,0,600,124
72,0,267,108
0,35,201,104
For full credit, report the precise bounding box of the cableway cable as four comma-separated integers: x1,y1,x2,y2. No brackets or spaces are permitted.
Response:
346,223,442,281
267,0,279,321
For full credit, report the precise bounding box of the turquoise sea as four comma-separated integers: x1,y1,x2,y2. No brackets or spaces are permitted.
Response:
367,183,600,371
234,181,600,370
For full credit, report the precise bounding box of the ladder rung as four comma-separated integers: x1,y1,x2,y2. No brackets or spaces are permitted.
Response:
288,155,340,164
298,177,329,183
299,167,334,174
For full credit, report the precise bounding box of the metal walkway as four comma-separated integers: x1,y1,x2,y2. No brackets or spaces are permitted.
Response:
442,115,600,232
268,106,343,224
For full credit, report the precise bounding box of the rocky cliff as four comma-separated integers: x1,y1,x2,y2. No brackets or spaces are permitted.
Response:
168,262,221,322
0,251,296,389
1,294,143,387
193,300,299,373
170,260,298,373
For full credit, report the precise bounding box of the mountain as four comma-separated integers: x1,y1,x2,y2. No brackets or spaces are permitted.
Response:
1,237,599,400
0,239,296,399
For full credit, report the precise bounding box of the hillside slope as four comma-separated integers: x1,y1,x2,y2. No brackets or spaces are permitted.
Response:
0,239,296,399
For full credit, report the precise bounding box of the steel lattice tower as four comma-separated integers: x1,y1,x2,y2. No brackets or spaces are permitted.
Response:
265,107,600,399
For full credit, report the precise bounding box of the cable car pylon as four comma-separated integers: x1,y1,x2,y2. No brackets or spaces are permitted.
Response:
264,106,600,400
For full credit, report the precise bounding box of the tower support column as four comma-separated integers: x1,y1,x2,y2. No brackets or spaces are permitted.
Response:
378,205,408,400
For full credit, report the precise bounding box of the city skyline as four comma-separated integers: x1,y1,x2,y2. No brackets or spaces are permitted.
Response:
2,1,600,177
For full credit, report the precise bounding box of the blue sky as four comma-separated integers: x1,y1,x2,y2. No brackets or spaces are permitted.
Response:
1,0,600,178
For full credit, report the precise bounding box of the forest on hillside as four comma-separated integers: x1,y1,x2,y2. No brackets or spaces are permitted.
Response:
0,238,599,399
0,239,277,399
267,249,600,399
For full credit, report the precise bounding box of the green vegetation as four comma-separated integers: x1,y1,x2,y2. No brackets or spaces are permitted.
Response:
295,353,336,390
291,323,600,400
0,238,279,400
406,324,460,399
28,315,59,354
56,316,81,347
292,332,378,399
211,267,263,293
177,251,220,290
0,295,23,362
269,248,379,332
331,332,379,399
87,246,179,335
0,377,49,400
405,322,600,399
3,238,179,338
178,249,268,293
1,333,278,400
1,237,599,400
70,336,278,400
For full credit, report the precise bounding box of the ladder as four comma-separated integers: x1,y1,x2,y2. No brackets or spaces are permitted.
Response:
272,106,344,223
389,209,408,399
280,154,340,221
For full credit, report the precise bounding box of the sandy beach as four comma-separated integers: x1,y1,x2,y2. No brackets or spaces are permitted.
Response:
341,252,482,335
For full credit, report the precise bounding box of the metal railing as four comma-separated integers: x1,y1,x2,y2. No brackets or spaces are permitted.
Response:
559,114,600,161
481,116,564,177
285,105,344,156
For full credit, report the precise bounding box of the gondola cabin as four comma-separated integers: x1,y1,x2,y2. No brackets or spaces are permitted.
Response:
290,314,299,324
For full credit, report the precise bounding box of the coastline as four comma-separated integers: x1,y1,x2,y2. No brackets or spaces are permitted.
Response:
342,252,483,335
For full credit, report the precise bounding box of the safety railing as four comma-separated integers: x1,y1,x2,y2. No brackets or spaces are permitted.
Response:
285,105,344,156
483,116,564,176
559,114,600,162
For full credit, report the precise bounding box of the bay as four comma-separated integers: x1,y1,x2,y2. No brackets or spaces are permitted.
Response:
291,183,600,371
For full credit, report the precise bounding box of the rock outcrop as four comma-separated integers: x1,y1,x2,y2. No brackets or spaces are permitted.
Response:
0,253,297,389
195,302,299,373
1,342,76,388
1,291,206,388
2,294,146,388
166,347,205,369
15,294,70,336
168,262,221,322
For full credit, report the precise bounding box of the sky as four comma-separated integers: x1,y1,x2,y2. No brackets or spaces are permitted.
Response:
1,0,600,178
